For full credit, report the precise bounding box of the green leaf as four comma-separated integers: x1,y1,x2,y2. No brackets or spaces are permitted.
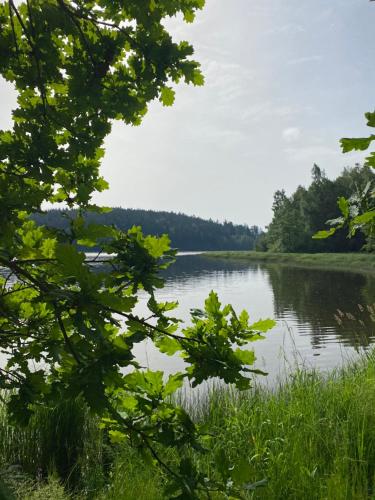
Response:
76,223,116,247
352,211,375,225
164,373,184,396
41,238,57,258
160,87,175,107
121,394,138,411
341,136,375,153
235,348,255,366
204,291,221,315
365,111,375,128
109,430,127,444
95,177,109,192
55,244,85,276
124,370,164,397
249,319,276,332
184,11,195,23
155,336,181,356
20,302,34,319
365,152,375,169
97,292,136,312
144,234,171,258
192,69,204,86
312,228,336,239
338,196,349,218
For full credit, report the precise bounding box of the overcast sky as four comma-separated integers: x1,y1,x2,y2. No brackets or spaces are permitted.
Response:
1,0,374,227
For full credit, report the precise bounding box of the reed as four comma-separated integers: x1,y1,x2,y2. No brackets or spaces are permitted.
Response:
3,354,375,498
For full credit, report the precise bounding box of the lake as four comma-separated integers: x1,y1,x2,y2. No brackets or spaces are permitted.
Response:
132,254,375,384
1,254,375,385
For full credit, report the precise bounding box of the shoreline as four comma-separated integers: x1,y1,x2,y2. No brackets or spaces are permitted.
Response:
203,251,375,274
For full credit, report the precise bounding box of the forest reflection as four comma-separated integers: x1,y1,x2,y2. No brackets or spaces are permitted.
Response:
161,256,375,352
263,264,375,350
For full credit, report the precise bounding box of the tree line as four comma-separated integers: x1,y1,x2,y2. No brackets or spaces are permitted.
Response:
32,208,262,251
257,164,375,253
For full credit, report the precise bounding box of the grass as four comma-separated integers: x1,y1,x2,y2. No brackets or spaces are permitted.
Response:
0,398,106,498
3,355,375,498
204,251,375,274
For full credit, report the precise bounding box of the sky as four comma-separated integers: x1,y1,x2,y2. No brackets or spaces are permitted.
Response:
1,0,374,228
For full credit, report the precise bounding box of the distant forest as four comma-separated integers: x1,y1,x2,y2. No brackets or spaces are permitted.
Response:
32,208,261,251
257,164,375,253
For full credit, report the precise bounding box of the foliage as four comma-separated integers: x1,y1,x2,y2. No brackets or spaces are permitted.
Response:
0,1,274,497
314,113,375,248
32,208,262,251
263,164,373,253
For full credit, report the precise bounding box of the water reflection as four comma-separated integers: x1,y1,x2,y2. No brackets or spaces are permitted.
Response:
2,254,375,381
146,255,375,380
264,264,375,349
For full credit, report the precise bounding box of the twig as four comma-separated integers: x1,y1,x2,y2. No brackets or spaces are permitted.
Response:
8,0,20,64
54,306,82,365
106,307,203,345
9,0,48,117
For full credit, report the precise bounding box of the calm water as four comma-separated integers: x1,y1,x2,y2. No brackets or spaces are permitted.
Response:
2,254,375,384
132,255,375,383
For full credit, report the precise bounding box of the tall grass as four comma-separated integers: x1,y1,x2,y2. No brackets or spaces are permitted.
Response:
0,398,105,496
197,360,375,499
3,355,375,498
99,353,375,499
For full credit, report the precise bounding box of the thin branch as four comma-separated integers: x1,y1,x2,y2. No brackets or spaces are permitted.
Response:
71,7,137,49
0,256,49,293
8,0,48,117
0,367,25,383
105,307,203,345
57,0,97,70
142,436,182,482
0,328,40,340
0,284,34,298
103,400,182,482
8,0,21,64
54,306,82,365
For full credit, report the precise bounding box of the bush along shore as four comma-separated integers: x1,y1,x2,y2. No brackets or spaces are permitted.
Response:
2,353,375,499
204,251,375,274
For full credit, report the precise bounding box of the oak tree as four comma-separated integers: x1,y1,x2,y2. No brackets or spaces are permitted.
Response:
0,1,273,496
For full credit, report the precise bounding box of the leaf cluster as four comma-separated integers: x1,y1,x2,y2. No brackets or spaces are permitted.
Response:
262,165,373,253
313,111,375,249
0,1,274,497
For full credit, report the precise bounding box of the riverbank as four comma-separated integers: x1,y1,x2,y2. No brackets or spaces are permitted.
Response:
2,353,375,499
204,251,375,274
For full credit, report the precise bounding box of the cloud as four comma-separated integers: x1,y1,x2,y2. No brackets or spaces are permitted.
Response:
287,55,322,65
283,145,340,163
204,60,254,102
198,126,247,146
282,127,301,142
264,23,305,36
241,102,305,122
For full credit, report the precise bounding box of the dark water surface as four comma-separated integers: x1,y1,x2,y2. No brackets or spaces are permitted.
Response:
132,254,375,383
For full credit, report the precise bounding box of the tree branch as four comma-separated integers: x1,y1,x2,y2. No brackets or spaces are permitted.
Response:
9,0,48,117
54,306,82,365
